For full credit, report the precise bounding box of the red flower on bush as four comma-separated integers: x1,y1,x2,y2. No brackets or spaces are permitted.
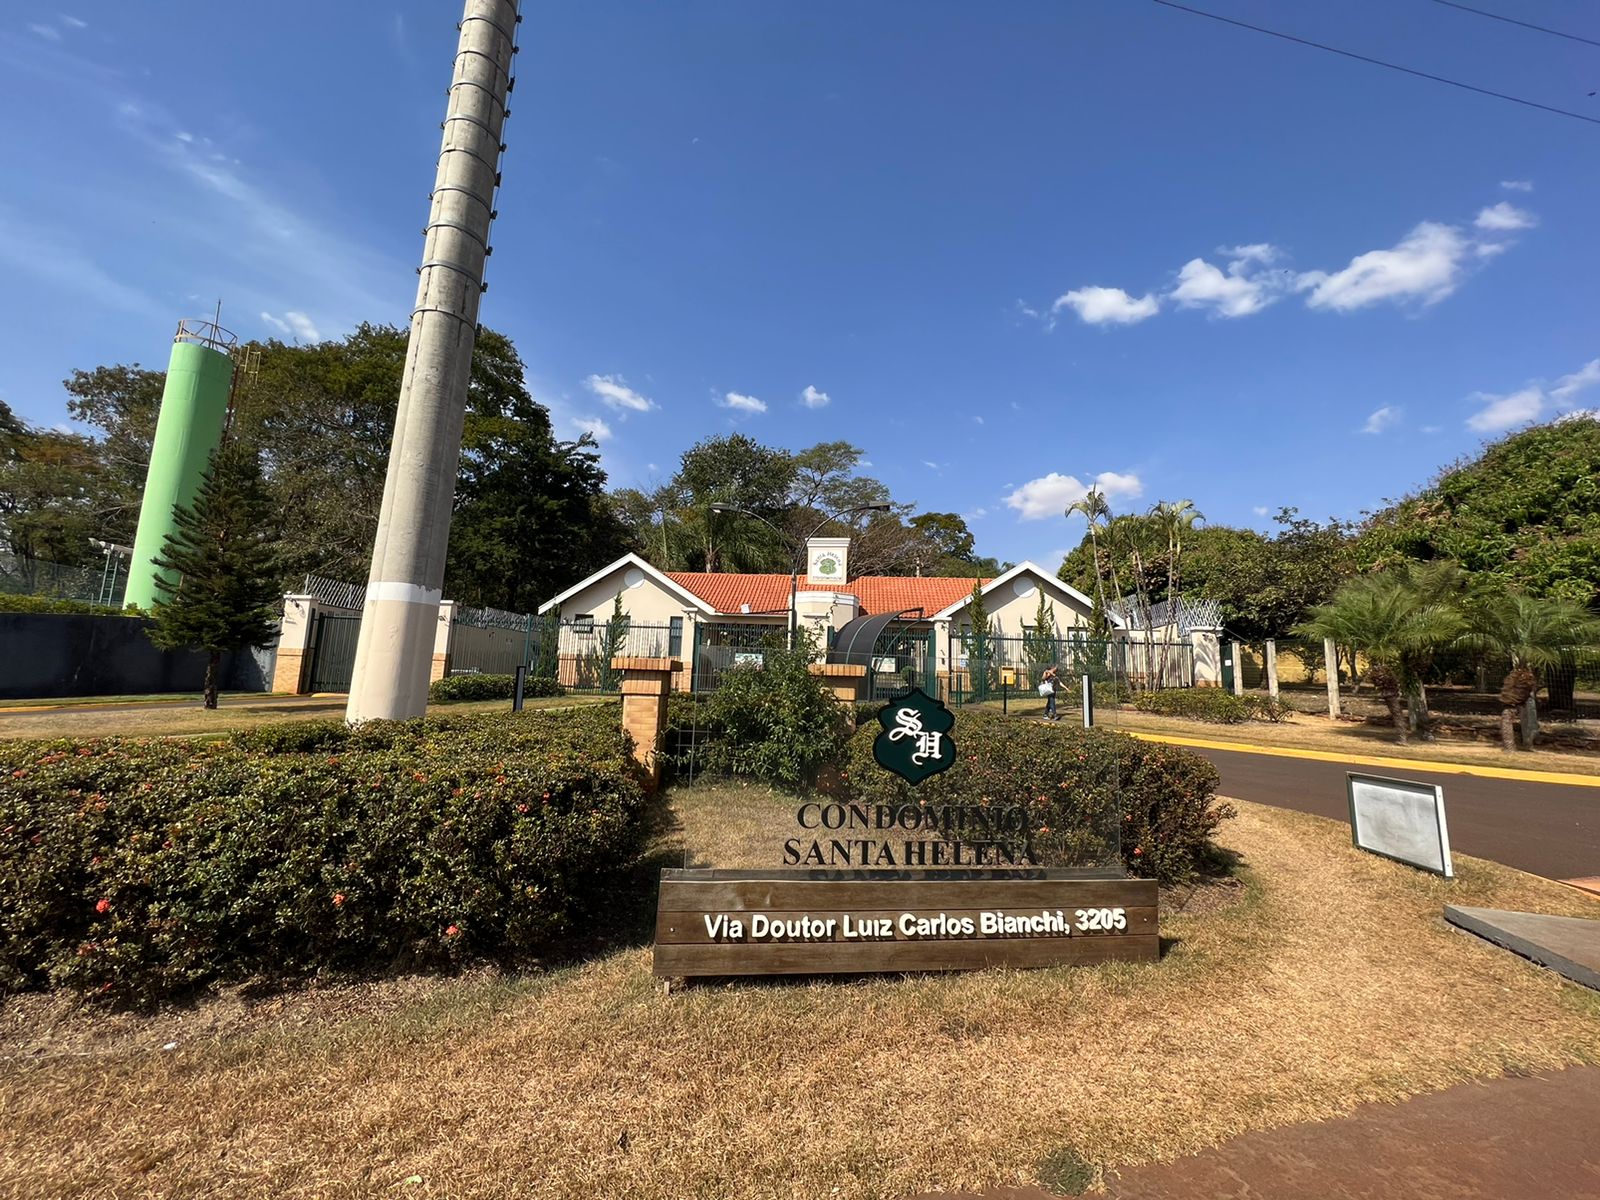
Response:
444,924,460,937
1132,846,1143,857
95,898,112,914
517,803,529,814
332,893,346,908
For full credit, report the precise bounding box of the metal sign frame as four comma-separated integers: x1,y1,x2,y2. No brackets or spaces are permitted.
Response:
1346,772,1454,879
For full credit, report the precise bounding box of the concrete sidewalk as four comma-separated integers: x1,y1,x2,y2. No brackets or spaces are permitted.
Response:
900,1067,1600,1199
1103,1066,1600,1199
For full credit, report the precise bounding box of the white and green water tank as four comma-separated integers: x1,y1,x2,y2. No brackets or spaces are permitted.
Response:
123,321,236,610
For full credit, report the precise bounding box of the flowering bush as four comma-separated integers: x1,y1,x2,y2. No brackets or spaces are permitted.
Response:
843,711,1230,885
427,674,564,703
0,706,647,1004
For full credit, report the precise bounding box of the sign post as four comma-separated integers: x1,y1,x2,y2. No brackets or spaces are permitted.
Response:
652,689,1153,980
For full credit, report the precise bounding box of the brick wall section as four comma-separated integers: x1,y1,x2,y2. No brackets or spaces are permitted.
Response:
271,649,306,694
612,657,682,790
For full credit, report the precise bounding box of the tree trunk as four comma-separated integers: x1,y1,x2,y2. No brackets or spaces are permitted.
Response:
203,651,222,710
1386,693,1407,744
1499,667,1537,753
1499,705,1517,753
1522,694,1539,747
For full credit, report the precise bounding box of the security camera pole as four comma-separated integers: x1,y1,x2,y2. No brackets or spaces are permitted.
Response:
346,0,521,722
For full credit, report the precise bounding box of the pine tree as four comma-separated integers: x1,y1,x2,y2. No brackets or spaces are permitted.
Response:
146,441,281,709
964,576,998,700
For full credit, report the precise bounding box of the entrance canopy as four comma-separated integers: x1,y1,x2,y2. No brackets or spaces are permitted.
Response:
827,609,920,667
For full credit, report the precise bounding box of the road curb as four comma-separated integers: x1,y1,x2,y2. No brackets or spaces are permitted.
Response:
1125,730,1600,790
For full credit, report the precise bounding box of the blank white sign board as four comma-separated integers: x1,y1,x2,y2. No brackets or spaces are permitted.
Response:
1347,773,1453,878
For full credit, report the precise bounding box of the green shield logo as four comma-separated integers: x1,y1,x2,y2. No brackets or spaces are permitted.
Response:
872,688,957,784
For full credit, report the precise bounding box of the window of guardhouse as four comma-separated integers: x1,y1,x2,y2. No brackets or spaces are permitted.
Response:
669,616,683,655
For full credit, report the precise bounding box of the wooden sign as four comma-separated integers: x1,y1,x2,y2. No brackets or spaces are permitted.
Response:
653,868,1158,978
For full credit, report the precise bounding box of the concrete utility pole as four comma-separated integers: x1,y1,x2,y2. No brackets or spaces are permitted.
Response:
347,0,520,722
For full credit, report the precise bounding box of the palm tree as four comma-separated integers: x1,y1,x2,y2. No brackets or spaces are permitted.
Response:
1152,500,1203,685
1066,489,1112,617
1295,566,1464,744
1458,591,1600,752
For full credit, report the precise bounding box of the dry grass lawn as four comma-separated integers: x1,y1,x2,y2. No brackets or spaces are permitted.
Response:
0,694,603,741
2,788,1598,1199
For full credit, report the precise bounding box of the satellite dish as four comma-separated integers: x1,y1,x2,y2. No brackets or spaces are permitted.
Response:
1013,577,1037,599
623,568,645,589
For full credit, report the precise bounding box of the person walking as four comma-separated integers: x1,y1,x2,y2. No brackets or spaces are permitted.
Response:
1039,665,1060,721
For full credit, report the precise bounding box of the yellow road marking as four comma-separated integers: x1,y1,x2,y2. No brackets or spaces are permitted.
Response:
1125,730,1600,789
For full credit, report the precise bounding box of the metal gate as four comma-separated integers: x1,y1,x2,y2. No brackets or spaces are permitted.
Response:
865,625,935,702
307,612,361,693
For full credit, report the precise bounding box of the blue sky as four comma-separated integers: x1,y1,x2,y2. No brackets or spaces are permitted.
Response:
2,1,1597,569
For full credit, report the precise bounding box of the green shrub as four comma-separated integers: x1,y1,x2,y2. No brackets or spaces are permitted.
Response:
427,673,564,703
1132,689,1289,724
843,711,1230,885
0,706,646,1004
697,635,850,787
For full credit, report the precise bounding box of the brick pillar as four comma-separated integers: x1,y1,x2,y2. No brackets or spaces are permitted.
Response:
613,656,682,789
271,594,317,694
430,600,456,683
808,662,868,705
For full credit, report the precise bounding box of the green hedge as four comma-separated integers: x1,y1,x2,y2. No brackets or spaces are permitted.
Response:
1132,689,1290,724
843,711,1230,885
0,706,645,1004
0,592,134,616
427,673,565,703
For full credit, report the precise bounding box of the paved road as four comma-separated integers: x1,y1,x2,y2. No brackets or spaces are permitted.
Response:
1190,745,1600,883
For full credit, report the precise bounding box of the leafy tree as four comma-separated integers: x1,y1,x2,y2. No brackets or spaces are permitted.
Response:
62,363,167,545
52,325,620,610
1295,563,1464,743
1361,416,1600,607
593,592,631,691
145,442,282,709
0,425,104,571
1458,590,1600,751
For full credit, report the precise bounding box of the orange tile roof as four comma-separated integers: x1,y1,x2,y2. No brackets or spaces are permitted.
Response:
664,571,990,617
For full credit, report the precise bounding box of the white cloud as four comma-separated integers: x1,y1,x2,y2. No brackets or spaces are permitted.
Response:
719,391,766,414
1474,202,1536,232
583,374,655,412
1297,222,1469,311
1015,299,1042,321
574,416,612,443
61,15,88,28
1170,246,1286,318
27,23,61,40
1219,243,1278,266
1500,180,1533,192
262,310,319,341
1421,425,1442,434
1467,387,1543,433
1466,359,1600,432
799,384,829,409
1550,359,1600,403
1051,286,1160,326
285,311,319,341
1252,506,1270,517
972,415,984,424
1006,470,1143,521
1362,405,1401,434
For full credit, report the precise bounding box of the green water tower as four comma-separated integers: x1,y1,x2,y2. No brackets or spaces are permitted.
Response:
123,319,239,610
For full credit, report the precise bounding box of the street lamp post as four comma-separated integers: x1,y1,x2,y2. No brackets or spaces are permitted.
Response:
708,502,890,651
